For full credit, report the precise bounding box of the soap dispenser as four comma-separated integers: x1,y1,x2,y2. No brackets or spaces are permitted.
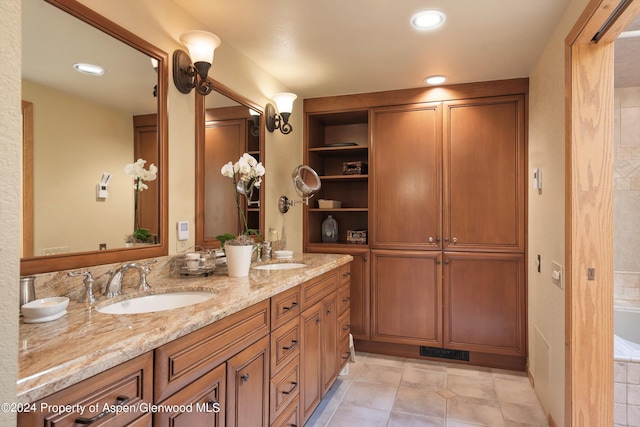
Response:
321,215,338,243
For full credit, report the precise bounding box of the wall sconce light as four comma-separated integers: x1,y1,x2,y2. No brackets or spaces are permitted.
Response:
173,30,221,96
266,92,297,134
249,108,261,137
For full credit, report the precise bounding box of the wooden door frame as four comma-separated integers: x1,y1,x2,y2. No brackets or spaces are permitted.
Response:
565,1,640,425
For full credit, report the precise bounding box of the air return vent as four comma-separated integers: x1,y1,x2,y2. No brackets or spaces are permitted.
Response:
420,346,469,361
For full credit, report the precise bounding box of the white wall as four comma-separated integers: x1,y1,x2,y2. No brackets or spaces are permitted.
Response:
528,0,589,424
0,0,21,424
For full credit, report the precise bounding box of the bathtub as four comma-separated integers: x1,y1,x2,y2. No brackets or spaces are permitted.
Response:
615,307,640,360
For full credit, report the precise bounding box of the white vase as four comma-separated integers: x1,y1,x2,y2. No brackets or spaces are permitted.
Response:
225,244,254,277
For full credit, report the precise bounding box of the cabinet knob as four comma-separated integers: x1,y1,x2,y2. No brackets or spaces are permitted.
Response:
445,259,450,265
428,236,434,242
452,237,458,243
436,259,441,265
240,373,250,382
444,237,449,242
316,318,321,324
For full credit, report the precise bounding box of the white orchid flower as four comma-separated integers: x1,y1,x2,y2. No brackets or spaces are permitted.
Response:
221,162,235,178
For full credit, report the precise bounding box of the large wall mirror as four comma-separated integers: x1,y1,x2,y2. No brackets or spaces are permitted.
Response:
21,0,168,275
195,83,264,249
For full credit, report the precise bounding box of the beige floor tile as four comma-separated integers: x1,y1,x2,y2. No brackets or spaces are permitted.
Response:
326,403,389,427
355,362,403,386
447,395,505,426
446,363,493,378
387,411,445,426
446,421,492,427
363,353,406,368
446,373,498,400
401,366,447,391
392,386,446,418
305,379,352,427
501,401,548,426
342,381,398,411
405,358,448,372
495,377,542,406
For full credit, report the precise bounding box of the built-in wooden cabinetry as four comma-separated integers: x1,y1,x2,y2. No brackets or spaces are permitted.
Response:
18,265,350,427
304,79,527,370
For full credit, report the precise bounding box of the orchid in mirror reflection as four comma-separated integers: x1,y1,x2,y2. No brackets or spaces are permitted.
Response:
218,153,265,247
125,158,158,243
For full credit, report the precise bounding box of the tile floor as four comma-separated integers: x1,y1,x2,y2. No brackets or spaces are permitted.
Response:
305,352,549,427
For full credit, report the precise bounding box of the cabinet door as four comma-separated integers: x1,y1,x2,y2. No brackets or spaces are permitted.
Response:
371,250,442,346
226,335,270,427
372,103,442,250
321,294,338,397
348,250,370,340
300,301,322,424
443,95,525,252
443,252,526,356
154,362,226,427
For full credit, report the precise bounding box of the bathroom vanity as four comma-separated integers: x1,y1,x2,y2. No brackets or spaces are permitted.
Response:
17,253,352,427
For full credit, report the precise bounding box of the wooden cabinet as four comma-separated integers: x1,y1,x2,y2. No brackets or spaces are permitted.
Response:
443,252,526,356
299,267,349,425
226,336,270,427
371,103,442,250
18,352,153,427
371,250,442,346
304,79,527,370
154,363,225,427
443,95,525,252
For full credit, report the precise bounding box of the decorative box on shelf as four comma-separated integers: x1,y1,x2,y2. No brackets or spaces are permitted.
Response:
347,230,367,245
318,199,342,208
343,161,368,175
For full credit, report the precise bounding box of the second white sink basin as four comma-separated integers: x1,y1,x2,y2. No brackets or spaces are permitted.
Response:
253,263,307,271
97,291,215,315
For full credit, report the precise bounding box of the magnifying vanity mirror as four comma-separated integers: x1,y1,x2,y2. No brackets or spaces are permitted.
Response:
195,83,265,248
21,0,168,275
279,165,322,214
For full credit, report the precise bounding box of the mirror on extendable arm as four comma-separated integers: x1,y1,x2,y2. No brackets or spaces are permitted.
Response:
278,165,321,213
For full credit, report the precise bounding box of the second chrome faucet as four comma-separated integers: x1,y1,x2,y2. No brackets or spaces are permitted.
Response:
104,260,155,297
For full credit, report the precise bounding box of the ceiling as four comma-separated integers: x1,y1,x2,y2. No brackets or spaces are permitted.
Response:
174,0,640,97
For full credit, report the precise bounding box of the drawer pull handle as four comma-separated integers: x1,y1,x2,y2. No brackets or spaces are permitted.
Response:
206,399,218,410
342,352,350,360
282,382,298,395
342,272,351,277
75,395,129,425
241,373,250,382
282,340,298,350
343,325,350,331
342,297,351,302
283,302,298,311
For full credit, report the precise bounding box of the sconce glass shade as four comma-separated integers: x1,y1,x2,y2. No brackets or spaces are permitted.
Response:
179,30,221,64
272,92,297,114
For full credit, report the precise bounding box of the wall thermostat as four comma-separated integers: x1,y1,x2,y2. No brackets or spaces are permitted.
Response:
177,221,189,241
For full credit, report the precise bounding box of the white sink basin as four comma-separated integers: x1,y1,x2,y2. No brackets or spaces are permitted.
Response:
97,291,215,315
253,263,307,271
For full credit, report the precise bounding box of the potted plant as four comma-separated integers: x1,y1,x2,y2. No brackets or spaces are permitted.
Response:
124,158,158,246
217,153,265,277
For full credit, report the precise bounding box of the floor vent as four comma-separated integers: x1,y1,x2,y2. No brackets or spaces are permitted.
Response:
419,346,469,361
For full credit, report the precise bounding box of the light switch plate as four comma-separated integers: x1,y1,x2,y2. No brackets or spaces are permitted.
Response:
551,261,563,289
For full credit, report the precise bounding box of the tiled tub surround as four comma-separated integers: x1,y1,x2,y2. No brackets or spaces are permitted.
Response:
18,252,352,403
615,302,640,426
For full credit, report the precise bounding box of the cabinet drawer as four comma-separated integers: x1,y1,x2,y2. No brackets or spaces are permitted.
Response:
338,263,351,286
18,352,153,427
337,282,350,315
271,285,300,330
338,309,351,344
301,270,337,310
270,356,300,424
154,362,225,427
270,396,299,427
154,300,270,402
271,316,300,376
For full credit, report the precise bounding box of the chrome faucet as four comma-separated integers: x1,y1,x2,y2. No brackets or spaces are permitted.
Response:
104,260,156,297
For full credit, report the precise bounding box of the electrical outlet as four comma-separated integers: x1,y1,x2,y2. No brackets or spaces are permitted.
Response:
176,239,187,253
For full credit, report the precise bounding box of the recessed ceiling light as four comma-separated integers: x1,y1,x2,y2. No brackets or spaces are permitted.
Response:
72,63,105,76
411,10,446,30
425,75,447,85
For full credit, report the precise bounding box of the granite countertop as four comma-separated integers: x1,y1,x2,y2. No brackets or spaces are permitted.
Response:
17,252,352,403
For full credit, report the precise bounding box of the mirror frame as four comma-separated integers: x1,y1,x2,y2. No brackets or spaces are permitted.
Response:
195,82,265,248
21,0,169,275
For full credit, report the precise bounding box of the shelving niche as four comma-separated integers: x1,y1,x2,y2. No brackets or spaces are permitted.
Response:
305,110,369,247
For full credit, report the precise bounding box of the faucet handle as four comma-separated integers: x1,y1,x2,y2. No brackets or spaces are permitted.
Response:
67,271,99,304
138,260,156,291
